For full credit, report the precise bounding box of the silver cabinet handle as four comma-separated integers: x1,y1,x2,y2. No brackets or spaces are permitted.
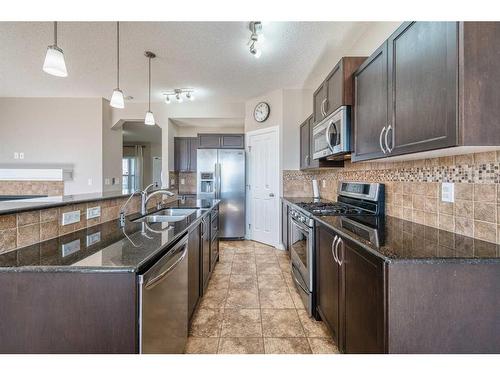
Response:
336,238,344,266
379,126,387,154
321,98,327,117
331,236,339,263
385,124,393,153
145,244,188,290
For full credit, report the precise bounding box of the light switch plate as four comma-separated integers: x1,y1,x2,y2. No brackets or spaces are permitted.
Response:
62,210,80,225
87,206,101,219
441,182,455,203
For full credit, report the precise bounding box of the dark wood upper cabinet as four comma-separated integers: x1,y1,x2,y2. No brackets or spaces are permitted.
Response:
388,22,458,156
353,22,500,162
198,134,244,149
221,134,245,148
174,137,197,172
352,43,389,162
316,224,343,345
299,116,311,170
341,238,385,354
313,57,367,125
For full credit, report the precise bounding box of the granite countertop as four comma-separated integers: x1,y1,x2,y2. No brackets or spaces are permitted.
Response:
282,196,500,262
0,188,170,215
0,198,219,272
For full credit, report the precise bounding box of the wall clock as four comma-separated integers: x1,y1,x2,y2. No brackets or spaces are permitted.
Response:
254,101,270,123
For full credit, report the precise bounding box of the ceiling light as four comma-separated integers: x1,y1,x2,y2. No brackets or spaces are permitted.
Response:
164,95,171,104
186,92,195,101
162,88,195,104
248,21,263,59
110,22,124,109
176,93,183,103
144,51,156,126
43,22,68,77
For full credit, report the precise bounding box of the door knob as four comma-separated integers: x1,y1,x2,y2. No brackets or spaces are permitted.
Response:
269,193,275,197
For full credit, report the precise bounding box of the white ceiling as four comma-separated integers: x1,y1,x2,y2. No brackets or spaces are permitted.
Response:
171,117,244,128
0,21,371,102
122,121,161,143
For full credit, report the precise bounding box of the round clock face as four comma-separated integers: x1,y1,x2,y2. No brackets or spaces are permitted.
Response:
254,102,270,123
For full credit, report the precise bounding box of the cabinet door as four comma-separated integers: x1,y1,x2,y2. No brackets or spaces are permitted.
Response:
388,22,458,156
341,238,385,353
299,120,310,170
307,116,319,168
281,202,288,250
325,63,343,116
174,137,190,172
198,134,221,149
352,43,389,162
221,134,244,149
316,224,342,344
188,137,198,172
313,82,327,124
188,225,201,320
201,218,211,292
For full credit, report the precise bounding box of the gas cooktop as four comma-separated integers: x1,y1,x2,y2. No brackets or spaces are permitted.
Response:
295,202,365,216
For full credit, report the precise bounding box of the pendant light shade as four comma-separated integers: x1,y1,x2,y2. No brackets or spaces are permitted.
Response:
110,88,125,109
144,51,156,126
43,22,67,77
110,22,124,109
145,111,155,126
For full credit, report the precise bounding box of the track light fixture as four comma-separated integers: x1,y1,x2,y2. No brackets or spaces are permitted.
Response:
163,89,195,104
248,21,263,59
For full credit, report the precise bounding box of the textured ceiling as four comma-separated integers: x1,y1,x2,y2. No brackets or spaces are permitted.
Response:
0,21,371,102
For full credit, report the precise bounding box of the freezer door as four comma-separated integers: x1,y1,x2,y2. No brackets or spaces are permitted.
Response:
196,149,217,199
218,149,246,238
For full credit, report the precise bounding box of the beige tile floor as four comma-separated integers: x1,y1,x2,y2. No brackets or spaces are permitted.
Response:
185,240,340,354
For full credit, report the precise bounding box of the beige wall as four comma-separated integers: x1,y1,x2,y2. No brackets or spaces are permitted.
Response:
101,98,123,192
175,126,244,137
0,97,103,195
244,89,283,134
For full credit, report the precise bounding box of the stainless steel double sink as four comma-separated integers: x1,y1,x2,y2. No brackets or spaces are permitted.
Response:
133,208,198,223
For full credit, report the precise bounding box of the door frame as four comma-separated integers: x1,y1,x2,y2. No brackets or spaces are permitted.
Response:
245,126,281,248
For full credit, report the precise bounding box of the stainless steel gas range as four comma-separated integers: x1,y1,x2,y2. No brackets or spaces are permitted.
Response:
288,182,384,316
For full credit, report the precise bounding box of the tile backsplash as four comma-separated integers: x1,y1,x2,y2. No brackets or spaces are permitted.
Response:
0,180,64,196
283,151,500,244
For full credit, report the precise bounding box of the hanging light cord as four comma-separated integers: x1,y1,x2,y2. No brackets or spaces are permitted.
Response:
54,21,57,46
116,22,120,89
148,55,151,112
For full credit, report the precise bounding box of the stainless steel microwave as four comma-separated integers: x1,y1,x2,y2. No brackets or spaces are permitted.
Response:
312,105,351,160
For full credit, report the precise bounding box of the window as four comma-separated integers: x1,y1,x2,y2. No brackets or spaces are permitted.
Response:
122,157,137,191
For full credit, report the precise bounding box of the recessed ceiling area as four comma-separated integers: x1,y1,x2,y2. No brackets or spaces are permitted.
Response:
0,21,372,103
170,118,244,128
122,121,161,144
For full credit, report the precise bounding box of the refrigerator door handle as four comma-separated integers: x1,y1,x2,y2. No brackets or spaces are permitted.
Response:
214,163,218,198
217,163,222,199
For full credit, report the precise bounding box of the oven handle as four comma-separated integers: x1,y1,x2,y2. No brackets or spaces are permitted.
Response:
291,263,310,295
290,216,311,233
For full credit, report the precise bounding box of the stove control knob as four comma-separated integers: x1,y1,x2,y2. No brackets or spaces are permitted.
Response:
299,216,305,223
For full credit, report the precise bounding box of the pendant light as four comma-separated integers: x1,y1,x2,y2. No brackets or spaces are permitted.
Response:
110,22,125,109
144,51,156,126
43,22,68,77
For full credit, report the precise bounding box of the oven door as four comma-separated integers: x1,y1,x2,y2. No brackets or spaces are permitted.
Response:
289,217,312,290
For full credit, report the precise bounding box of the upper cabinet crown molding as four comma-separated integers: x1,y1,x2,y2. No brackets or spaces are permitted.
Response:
352,21,500,162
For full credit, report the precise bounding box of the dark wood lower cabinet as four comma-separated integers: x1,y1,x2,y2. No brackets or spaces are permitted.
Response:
201,215,211,292
188,223,202,321
315,221,500,354
281,200,289,251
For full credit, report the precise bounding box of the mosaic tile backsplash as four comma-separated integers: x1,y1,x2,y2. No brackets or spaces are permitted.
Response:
0,180,64,196
283,151,500,244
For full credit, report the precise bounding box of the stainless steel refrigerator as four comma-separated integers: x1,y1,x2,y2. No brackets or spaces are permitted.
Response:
197,149,245,239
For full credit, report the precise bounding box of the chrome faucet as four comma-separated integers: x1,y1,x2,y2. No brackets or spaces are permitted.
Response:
140,183,175,215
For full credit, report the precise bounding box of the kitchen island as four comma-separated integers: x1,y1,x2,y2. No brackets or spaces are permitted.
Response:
0,198,220,354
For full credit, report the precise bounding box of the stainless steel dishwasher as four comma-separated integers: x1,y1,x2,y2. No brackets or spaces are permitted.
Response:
138,234,188,354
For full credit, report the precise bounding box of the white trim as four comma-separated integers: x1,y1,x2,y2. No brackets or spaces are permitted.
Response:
245,125,281,248
0,168,72,181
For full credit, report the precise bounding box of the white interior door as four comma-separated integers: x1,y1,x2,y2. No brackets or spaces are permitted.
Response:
247,127,279,247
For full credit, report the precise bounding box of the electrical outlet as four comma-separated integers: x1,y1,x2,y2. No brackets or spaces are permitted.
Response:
61,210,80,226
14,152,19,159
322,180,326,188
87,206,101,219
61,239,80,257
441,182,455,203
104,178,110,185
19,152,24,159
88,178,93,186
86,232,101,247
180,178,185,185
